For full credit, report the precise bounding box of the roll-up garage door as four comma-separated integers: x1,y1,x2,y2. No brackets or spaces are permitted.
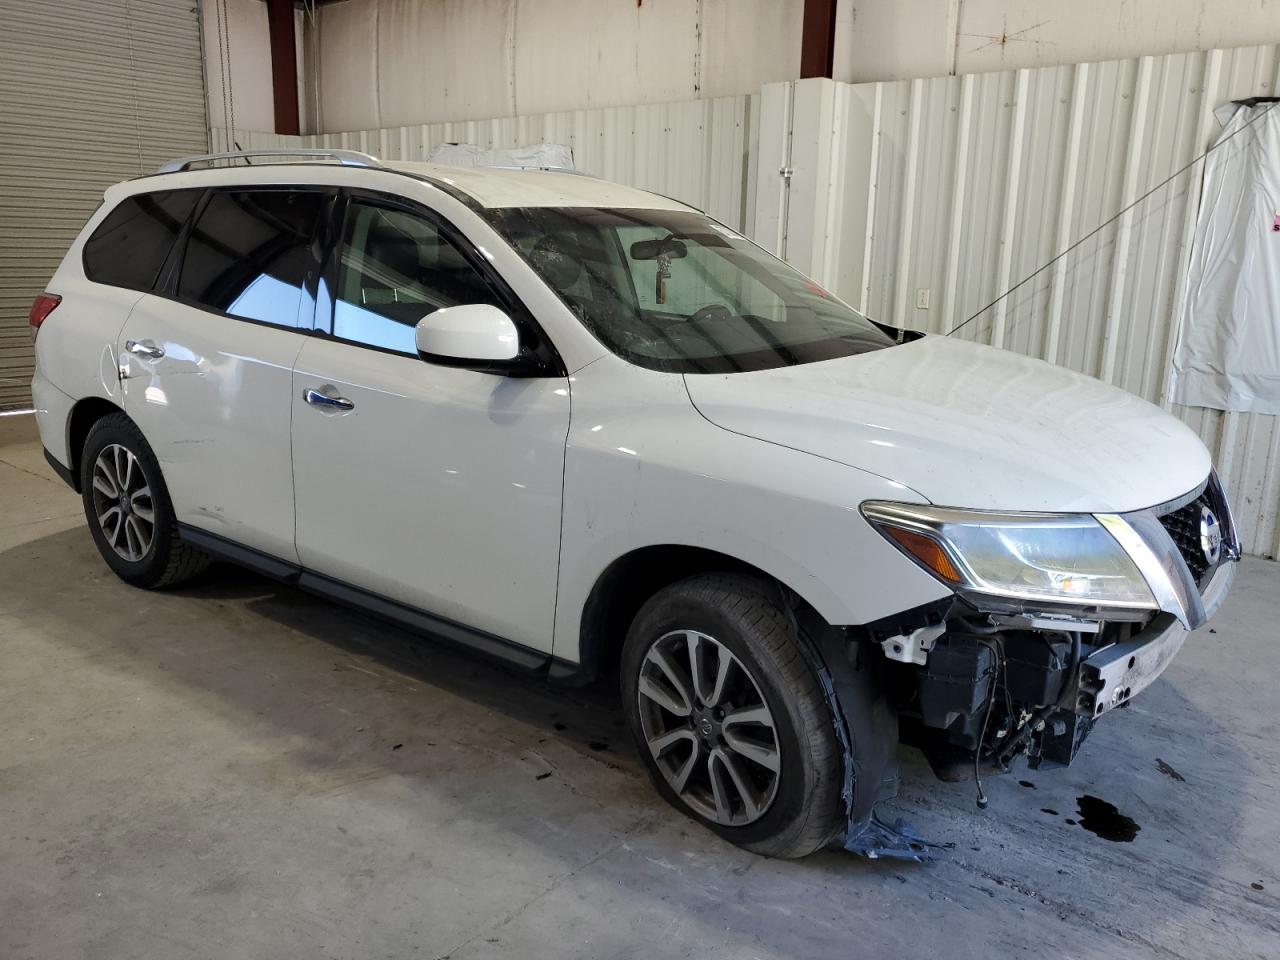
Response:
0,0,208,408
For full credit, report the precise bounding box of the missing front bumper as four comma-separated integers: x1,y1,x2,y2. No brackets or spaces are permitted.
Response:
1077,560,1234,719
904,559,1237,775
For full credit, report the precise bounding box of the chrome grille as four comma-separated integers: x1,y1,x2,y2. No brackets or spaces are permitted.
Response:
1156,472,1233,587
1159,498,1211,582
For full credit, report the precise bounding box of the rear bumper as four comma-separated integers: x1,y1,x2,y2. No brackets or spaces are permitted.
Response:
1077,559,1234,718
43,447,77,490
30,370,74,469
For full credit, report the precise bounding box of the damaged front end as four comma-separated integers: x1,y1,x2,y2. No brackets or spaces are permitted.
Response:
822,473,1238,858
882,601,1228,783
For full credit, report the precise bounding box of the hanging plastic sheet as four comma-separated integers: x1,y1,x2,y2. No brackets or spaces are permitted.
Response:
1172,100,1280,414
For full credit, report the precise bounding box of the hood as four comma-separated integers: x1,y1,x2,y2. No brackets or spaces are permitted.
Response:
684,336,1211,513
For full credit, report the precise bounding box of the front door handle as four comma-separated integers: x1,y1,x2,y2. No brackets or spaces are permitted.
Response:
125,339,165,360
303,387,355,412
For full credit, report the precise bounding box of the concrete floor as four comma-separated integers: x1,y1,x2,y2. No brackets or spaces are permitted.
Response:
1,413,1277,960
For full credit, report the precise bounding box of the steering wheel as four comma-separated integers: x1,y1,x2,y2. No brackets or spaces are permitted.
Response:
689,303,733,323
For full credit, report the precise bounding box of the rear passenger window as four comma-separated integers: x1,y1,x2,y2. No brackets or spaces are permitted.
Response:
178,190,324,328
333,201,502,355
83,190,201,291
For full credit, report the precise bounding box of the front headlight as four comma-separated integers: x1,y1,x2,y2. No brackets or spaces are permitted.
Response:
861,501,1157,611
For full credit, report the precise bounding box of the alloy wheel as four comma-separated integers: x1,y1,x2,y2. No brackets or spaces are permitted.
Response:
636,629,782,826
89,443,155,562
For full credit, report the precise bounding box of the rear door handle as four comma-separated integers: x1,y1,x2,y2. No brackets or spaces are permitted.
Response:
303,387,355,412
125,339,165,360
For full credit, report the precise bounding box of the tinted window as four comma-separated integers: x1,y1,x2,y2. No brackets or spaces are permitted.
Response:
83,190,201,291
485,207,896,373
178,190,324,328
332,202,501,355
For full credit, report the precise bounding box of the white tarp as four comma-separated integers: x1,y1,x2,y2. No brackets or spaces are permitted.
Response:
1172,101,1280,414
426,142,575,171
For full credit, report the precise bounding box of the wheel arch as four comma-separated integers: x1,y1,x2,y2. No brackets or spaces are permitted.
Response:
65,396,127,492
575,544,824,683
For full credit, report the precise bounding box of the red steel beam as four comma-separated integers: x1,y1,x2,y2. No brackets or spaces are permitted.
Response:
266,0,300,135
799,0,838,79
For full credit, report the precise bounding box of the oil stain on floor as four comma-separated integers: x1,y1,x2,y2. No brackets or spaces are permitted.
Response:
1075,795,1141,842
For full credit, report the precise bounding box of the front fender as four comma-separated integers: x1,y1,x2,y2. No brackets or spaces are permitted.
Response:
552,358,951,664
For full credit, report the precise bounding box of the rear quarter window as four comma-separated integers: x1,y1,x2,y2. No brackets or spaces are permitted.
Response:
82,190,201,291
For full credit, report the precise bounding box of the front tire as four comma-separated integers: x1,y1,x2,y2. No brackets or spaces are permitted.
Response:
621,574,845,858
80,413,209,589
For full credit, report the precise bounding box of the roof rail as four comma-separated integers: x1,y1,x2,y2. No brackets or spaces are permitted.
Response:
156,148,383,174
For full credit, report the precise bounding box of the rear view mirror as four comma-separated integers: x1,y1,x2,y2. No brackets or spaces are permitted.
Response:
415,304,520,367
630,237,687,261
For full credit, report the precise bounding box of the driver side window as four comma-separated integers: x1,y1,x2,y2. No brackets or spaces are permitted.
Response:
333,201,501,355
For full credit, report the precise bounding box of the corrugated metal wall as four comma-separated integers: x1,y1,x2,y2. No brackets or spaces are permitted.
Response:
214,44,1280,557
755,46,1280,558
217,92,760,233
0,0,208,408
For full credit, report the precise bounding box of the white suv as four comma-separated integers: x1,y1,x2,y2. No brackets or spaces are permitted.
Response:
30,150,1238,859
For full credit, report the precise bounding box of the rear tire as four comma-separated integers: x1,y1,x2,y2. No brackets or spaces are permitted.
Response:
79,413,209,589
621,573,845,858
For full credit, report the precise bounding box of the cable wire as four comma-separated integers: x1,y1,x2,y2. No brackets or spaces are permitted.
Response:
213,0,231,149
972,636,1003,809
122,0,144,174
222,0,237,145
944,100,1279,339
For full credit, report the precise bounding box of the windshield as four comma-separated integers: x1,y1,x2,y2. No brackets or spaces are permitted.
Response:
484,207,898,373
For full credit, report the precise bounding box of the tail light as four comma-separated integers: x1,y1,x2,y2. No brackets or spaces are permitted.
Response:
28,293,61,340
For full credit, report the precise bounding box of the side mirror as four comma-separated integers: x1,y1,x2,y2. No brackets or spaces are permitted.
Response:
415,304,520,367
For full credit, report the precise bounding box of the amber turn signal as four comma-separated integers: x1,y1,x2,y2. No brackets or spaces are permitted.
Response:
884,526,964,583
